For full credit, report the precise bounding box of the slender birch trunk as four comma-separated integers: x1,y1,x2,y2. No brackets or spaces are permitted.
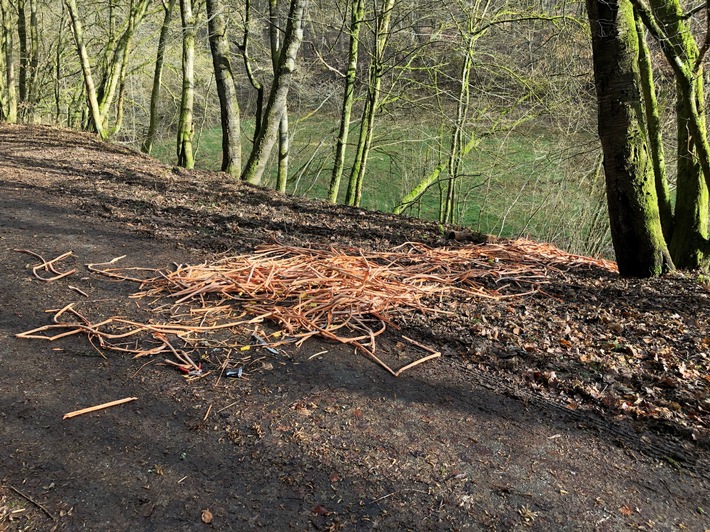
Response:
270,0,290,192
64,0,104,137
143,0,176,154
177,0,197,168
328,0,364,203
241,0,307,186
344,0,396,207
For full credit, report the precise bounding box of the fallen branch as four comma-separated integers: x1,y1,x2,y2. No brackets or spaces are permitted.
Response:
9,486,56,521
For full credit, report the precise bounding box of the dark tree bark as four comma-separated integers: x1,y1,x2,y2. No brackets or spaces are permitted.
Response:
587,0,673,276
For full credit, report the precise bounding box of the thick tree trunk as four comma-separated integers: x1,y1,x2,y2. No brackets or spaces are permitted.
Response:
587,0,673,276
142,0,176,154
177,0,197,169
241,0,307,186
328,0,364,203
206,0,241,177
64,0,105,137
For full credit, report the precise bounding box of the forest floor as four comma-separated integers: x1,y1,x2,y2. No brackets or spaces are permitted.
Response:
0,124,709,531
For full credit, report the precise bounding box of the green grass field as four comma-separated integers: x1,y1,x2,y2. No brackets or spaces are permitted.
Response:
151,116,610,257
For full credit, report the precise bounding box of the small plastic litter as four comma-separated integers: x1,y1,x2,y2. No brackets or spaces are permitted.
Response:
225,367,243,378
251,333,280,355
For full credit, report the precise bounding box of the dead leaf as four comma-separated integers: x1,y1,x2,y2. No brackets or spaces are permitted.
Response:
201,508,213,524
312,504,330,516
619,505,633,516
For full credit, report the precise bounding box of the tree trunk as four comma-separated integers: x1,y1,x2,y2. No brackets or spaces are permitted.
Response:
645,0,710,269
328,0,365,203
669,71,710,269
206,0,241,177
1,0,17,123
64,0,105,137
0,0,7,121
587,0,673,276
276,107,289,192
177,0,197,169
635,13,672,241
98,0,150,132
442,28,476,224
142,0,176,154
17,0,28,114
238,0,264,144
344,0,396,207
270,0,289,192
241,0,307,186
27,0,37,122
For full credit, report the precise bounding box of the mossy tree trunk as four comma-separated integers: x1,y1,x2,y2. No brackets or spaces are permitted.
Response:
632,0,710,270
328,0,365,203
177,0,197,169
344,0,396,207
635,14,672,241
65,0,104,137
206,0,241,177
241,0,307,186
587,0,673,276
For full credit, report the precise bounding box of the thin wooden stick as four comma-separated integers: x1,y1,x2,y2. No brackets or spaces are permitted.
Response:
9,485,56,521
68,285,89,297
393,353,441,377
63,397,137,419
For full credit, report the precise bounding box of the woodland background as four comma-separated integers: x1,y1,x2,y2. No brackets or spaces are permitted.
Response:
0,0,688,259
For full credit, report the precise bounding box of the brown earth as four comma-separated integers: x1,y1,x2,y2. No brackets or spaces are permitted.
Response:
0,124,709,531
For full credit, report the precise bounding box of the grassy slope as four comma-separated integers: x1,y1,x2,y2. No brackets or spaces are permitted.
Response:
150,117,609,256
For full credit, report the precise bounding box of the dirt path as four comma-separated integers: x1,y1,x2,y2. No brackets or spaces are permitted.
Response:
1,124,709,530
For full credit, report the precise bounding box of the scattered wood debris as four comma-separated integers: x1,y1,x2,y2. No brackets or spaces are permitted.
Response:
14,249,77,281
17,240,616,376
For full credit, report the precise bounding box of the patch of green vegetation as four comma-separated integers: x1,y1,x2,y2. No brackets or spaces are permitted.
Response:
150,116,608,256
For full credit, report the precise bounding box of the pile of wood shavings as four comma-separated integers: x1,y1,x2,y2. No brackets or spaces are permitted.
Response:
18,240,616,376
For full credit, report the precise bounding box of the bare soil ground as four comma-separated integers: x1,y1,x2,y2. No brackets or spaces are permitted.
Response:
0,124,709,531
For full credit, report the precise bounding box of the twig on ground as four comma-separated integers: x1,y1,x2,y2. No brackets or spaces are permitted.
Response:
9,486,56,521
63,397,138,419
